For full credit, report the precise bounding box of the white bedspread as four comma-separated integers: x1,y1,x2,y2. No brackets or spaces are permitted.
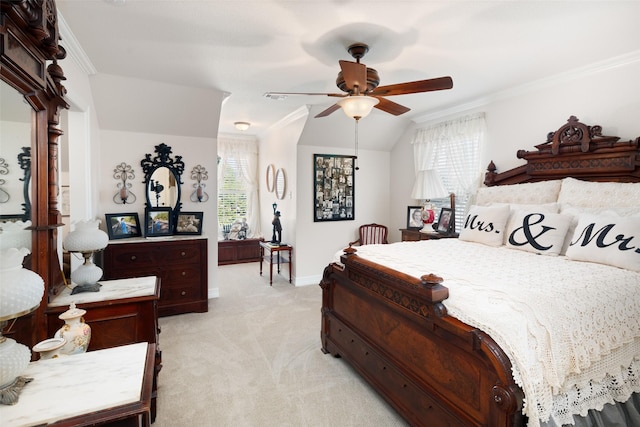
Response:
334,240,640,426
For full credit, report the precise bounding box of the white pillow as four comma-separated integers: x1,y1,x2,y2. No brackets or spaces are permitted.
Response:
505,211,572,255
565,213,640,272
475,180,563,206
559,204,640,254
459,204,510,247
558,177,640,208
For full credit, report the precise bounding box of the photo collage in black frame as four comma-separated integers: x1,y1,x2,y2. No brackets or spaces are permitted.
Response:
313,154,355,222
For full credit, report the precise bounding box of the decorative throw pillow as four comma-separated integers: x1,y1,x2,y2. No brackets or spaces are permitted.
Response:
565,213,640,272
475,180,563,206
559,204,640,254
459,204,510,247
558,177,640,208
505,211,572,255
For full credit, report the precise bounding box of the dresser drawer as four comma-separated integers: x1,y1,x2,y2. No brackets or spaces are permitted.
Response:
162,243,203,264
161,284,203,304
107,248,155,267
163,266,201,286
101,238,208,316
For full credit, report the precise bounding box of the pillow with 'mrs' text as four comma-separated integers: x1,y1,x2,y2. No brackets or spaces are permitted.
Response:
565,213,640,272
459,204,510,247
505,211,572,255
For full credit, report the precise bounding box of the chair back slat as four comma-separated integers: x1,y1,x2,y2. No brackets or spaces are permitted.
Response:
359,223,388,245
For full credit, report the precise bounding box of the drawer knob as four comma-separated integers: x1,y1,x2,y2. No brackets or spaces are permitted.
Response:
181,291,186,296
181,271,186,276
130,255,137,261
181,251,186,256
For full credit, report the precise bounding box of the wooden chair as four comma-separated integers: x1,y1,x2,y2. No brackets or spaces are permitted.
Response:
349,223,389,246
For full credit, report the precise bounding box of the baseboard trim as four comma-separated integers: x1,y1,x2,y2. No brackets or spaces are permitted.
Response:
294,274,322,287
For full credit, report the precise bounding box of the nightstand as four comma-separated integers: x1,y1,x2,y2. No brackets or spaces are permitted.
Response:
400,228,459,241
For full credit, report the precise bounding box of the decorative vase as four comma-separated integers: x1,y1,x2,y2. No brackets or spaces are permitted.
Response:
33,337,66,360
54,303,91,355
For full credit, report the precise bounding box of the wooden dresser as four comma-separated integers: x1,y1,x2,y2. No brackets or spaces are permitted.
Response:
218,238,263,265
46,276,161,422
100,237,208,317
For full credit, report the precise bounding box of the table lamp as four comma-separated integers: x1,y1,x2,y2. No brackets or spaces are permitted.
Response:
63,219,109,294
0,247,44,405
411,169,449,233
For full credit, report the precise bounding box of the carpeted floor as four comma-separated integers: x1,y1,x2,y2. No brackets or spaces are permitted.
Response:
154,263,408,426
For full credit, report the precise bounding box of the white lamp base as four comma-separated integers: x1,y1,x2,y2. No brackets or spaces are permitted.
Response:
419,223,435,233
71,263,103,286
0,337,32,405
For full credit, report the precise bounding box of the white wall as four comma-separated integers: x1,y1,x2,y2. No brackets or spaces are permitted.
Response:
257,106,392,286
97,130,219,297
390,59,640,240
60,67,226,297
295,145,390,285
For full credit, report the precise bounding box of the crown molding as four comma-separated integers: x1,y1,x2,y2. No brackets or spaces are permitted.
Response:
413,50,640,124
58,12,97,76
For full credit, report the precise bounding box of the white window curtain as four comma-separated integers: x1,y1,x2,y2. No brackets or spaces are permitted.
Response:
411,112,486,229
218,135,260,238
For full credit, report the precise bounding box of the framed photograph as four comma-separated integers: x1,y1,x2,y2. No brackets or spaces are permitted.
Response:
435,207,454,234
175,211,203,235
145,207,173,237
313,154,355,222
105,213,142,240
406,206,423,230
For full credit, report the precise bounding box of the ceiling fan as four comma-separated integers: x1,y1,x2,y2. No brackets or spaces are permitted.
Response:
266,43,453,119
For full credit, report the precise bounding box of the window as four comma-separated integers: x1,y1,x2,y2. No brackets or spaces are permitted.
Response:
218,156,248,226
217,136,259,238
432,135,481,232
411,113,485,233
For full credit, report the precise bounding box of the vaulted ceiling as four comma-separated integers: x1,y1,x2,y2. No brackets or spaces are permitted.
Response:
56,1,640,150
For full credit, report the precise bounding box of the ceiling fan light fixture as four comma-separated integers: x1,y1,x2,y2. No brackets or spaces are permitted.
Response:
337,96,379,120
234,121,250,131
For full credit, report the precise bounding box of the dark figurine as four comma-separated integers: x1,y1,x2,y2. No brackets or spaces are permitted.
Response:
271,211,282,244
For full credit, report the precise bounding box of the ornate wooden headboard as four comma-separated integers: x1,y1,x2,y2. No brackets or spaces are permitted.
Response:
484,116,640,186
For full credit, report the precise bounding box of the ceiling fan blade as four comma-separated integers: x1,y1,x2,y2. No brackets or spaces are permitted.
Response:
339,60,367,93
265,91,346,97
314,103,342,118
373,97,411,116
369,76,453,96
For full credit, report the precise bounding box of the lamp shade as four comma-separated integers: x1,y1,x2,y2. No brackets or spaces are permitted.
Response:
0,248,44,320
337,96,379,119
411,169,449,200
63,219,108,252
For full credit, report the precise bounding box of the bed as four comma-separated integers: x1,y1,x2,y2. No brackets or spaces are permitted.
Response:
319,116,640,427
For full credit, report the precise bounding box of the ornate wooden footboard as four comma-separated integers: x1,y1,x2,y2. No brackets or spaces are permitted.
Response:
320,250,524,427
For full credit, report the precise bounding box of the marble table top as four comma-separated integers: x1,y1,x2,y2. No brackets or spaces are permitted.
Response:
49,275,158,308
0,342,149,426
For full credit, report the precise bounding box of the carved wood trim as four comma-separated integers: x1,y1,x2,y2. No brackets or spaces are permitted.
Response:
485,116,640,186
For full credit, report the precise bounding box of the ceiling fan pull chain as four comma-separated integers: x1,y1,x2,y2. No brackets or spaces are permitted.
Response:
354,118,360,170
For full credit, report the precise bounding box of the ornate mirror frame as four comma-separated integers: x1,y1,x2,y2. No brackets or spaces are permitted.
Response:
1,0,69,347
141,143,185,227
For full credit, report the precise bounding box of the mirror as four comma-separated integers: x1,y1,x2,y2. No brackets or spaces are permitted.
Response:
141,143,185,221
266,164,275,193
275,168,286,200
0,81,32,221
